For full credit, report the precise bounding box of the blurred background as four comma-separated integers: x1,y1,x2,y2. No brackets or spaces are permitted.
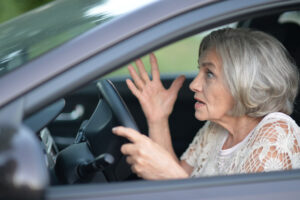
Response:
0,0,54,23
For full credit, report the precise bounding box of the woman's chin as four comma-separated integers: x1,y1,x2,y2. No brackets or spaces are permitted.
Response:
195,112,208,121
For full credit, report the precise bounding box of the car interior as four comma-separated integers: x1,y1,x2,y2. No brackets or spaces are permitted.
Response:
25,9,300,186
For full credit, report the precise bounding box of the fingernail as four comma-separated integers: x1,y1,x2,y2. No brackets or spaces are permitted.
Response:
112,127,117,132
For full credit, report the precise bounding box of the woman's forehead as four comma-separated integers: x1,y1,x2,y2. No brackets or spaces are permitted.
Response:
198,49,222,69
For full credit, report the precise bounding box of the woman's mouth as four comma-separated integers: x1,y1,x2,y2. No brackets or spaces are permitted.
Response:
195,98,206,109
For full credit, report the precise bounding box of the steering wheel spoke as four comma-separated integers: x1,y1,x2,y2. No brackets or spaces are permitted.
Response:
55,79,139,183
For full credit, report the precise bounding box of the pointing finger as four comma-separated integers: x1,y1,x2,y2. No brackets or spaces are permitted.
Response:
112,126,143,143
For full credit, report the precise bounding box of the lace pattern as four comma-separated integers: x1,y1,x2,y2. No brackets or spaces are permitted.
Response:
180,112,300,177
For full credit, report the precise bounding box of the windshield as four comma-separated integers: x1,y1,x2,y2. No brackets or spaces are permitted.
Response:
0,0,155,77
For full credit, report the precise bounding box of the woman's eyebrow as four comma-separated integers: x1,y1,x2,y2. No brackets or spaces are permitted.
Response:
200,62,216,69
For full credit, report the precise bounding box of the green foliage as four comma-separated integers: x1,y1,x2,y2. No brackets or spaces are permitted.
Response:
107,34,204,77
0,0,54,24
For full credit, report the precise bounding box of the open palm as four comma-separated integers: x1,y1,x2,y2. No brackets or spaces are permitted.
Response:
126,53,185,124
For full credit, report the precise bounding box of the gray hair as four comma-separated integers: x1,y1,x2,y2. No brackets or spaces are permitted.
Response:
199,28,299,117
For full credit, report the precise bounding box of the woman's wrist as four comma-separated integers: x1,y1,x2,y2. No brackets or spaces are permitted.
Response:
166,163,189,179
147,117,169,129
147,119,170,139
147,119,178,161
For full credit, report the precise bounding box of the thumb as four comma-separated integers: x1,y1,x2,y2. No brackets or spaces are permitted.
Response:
169,75,185,95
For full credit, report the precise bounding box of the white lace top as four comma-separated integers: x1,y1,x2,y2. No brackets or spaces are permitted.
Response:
180,112,300,177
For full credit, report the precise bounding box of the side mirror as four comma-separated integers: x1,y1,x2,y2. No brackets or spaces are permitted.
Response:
0,125,49,200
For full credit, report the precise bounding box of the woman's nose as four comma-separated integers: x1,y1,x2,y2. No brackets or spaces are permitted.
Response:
189,73,203,92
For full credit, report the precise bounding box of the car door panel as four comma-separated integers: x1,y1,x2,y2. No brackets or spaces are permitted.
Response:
47,170,300,200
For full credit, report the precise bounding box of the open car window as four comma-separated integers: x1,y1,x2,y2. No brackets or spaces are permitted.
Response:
107,23,238,78
39,9,300,188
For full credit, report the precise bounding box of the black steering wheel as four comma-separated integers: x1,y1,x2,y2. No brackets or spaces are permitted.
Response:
97,79,139,132
55,79,139,184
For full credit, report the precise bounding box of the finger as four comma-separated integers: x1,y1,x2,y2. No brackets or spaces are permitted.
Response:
126,79,141,98
121,144,136,155
112,126,144,143
126,156,134,164
131,165,139,175
169,75,186,95
150,53,160,81
135,59,150,83
131,165,142,178
128,65,144,90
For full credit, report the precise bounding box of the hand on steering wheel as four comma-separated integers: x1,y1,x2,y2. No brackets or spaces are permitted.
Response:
112,126,189,180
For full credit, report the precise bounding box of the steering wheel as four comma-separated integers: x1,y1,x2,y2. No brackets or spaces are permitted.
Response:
98,79,139,130
85,79,140,180
55,79,139,183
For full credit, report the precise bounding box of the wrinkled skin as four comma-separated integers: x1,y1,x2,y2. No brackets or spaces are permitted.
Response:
112,126,187,180
126,53,185,124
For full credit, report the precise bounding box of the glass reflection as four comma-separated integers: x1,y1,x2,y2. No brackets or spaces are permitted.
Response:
85,0,156,17
0,0,156,77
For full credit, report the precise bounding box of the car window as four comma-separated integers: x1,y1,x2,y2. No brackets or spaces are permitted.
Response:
0,0,156,77
107,22,238,78
279,11,300,25
107,36,202,77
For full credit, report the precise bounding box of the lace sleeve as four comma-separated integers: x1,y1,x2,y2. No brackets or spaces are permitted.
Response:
242,119,300,173
180,121,211,167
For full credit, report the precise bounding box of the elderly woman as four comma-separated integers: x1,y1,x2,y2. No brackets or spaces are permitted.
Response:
112,28,300,180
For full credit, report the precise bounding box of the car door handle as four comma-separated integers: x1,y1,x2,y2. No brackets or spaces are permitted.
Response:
55,104,85,121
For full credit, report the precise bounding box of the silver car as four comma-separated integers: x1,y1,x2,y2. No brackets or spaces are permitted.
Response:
0,0,300,199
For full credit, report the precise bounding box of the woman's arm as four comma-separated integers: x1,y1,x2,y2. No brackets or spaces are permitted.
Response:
180,160,194,175
117,54,193,179
243,119,298,173
147,119,178,161
148,119,194,174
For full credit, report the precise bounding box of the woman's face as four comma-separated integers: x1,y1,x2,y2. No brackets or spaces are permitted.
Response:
190,48,234,122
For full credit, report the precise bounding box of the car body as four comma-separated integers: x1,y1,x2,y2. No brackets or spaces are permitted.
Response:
0,0,300,199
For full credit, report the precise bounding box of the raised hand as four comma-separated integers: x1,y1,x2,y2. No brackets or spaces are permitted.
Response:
126,53,185,124
112,126,188,180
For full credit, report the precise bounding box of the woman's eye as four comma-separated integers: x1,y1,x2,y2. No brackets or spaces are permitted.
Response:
206,70,214,78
